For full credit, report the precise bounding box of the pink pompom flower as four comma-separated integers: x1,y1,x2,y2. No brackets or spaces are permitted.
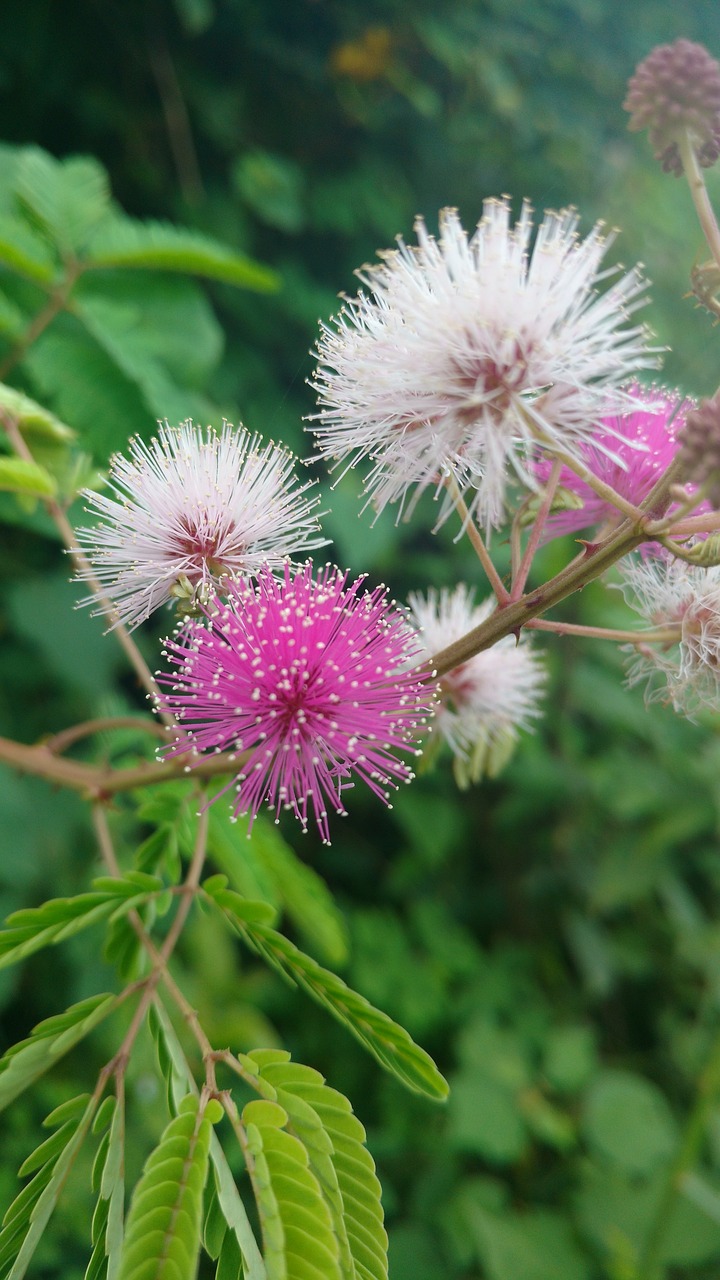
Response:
534,384,703,548
310,199,657,533
158,562,435,843
74,421,325,630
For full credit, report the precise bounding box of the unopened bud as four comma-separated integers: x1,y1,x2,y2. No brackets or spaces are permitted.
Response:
624,38,720,174
677,390,720,506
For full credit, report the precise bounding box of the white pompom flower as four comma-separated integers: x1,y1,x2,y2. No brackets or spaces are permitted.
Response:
73,420,326,630
620,557,720,716
310,199,658,532
408,584,546,784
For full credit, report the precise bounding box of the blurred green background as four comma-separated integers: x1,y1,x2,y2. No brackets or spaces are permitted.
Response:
3,2,720,1277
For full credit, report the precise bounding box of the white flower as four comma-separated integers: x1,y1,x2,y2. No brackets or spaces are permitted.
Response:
408,584,546,784
74,420,325,630
310,199,657,532
620,557,720,715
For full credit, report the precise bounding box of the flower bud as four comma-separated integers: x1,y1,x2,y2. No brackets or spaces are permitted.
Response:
623,38,720,174
676,390,720,507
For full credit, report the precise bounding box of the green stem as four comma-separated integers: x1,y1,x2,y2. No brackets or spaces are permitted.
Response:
444,474,511,605
679,129,720,273
0,265,82,381
637,1024,720,1279
430,455,685,678
0,731,242,795
511,457,562,600
525,618,681,645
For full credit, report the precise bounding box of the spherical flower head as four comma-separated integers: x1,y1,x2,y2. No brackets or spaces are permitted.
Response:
309,199,657,534
158,562,435,844
407,585,545,785
676,389,720,508
624,39,720,174
535,383,702,549
73,421,326,630
620,556,720,716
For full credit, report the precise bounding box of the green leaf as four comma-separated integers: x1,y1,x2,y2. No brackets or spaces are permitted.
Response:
147,1001,266,1280
232,150,305,234
85,217,279,292
0,214,56,283
582,1070,678,1176
0,1092,101,1280
240,1049,388,1280
208,813,349,967
116,1094,214,1280
215,1229,244,1280
0,456,56,497
73,295,204,424
243,1098,342,1280
217,914,448,1101
15,149,111,256
201,878,277,927
0,290,24,338
0,874,164,971
464,1206,592,1280
0,382,75,441
85,1094,125,1280
74,272,224,391
22,317,156,459
0,994,120,1111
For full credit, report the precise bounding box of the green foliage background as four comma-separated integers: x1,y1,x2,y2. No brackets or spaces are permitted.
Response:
3,1,720,1277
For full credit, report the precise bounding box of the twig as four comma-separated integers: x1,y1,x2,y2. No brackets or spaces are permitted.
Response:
526,617,682,645
679,129,720,274
510,457,562,600
44,716,166,755
444,474,511,605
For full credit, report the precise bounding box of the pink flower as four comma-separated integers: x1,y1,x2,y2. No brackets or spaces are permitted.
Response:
74,421,325,630
534,385,703,547
159,563,435,843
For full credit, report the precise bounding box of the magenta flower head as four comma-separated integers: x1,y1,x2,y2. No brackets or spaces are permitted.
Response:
74,421,325,630
534,384,702,548
158,562,435,843
309,199,656,534
624,39,720,175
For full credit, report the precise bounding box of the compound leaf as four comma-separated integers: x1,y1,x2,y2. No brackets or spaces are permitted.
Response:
0,994,120,1112
213,913,448,1101
0,874,164,971
85,218,278,292
147,1002,266,1280
116,1095,215,1280
0,1092,100,1280
243,1099,341,1280
240,1050,387,1280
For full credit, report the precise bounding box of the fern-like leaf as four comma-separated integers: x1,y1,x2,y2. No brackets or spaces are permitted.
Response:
0,382,75,441
240,1050,387,1280
116,1094,219,1280
0,872,164,971
0,1093,101,1280
207,812,348,967
85,1094,125,1280
0,214,56,283
243,1098,342,1280
0,994,120,1112
0,457,56,498
147,1003,266,1280
15,149,111,257
85,218,279,292
209,904,449,1101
